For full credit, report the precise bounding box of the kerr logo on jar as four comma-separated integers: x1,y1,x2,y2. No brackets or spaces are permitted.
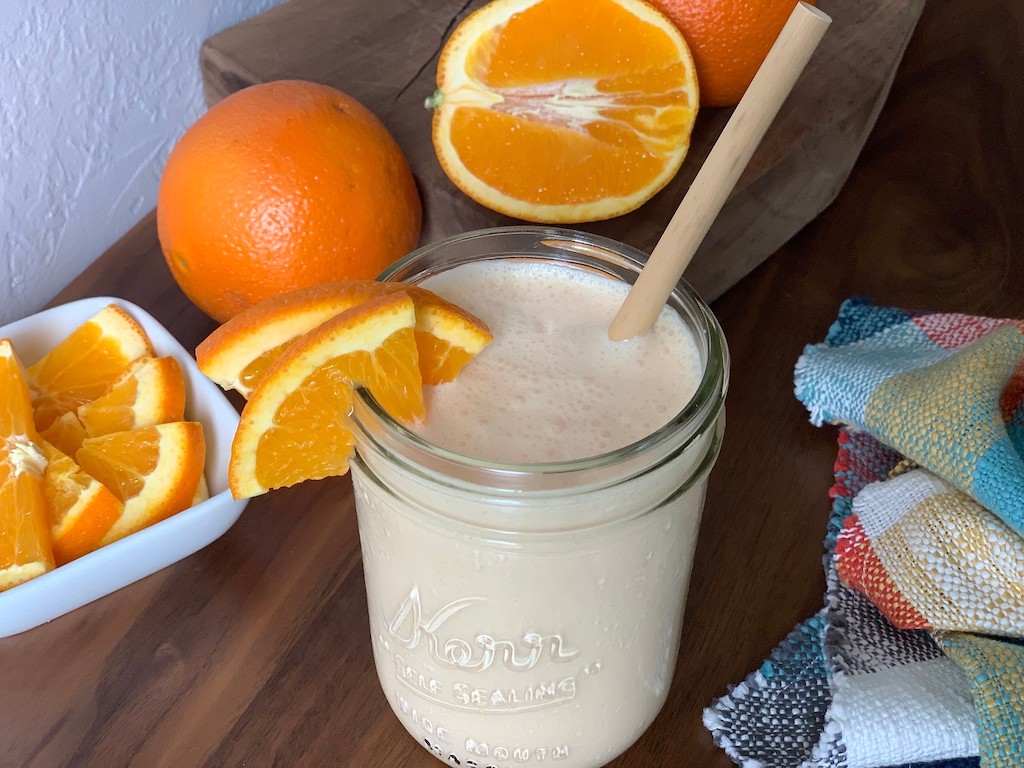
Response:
383,586,601,714
386,586,579,672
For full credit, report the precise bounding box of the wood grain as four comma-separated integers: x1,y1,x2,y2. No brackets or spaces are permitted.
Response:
199,0,925,302
1,1,1022,766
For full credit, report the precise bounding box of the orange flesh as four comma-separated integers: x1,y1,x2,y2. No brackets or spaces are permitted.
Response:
437,0,697,213
199,280,491,399
255,367,357,490
78,435,157,502
40,412,88,458
28,310,153,431
239,321,481,393
1,343,54,588
238,344,290,393
451,109,668,203
415,332,476,384
42,444,122,565
0,467,53,587
252,326,421,491
469,0,684,88
78,356,186,437
77,423,206,544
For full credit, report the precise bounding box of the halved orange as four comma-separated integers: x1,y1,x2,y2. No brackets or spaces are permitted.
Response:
40,442,122,565
197,280,492,397
0,340,54,590
77,356,186,437
229,292,422,499
429,0,699,222
76,422,206,546
28,305,154,431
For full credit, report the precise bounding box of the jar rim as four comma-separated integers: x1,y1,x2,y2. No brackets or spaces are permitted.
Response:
353,226,729,489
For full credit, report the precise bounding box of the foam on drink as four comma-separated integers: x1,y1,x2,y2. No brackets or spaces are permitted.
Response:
414,259,702,463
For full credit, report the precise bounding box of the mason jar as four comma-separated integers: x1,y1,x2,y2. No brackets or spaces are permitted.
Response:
350,227,728,768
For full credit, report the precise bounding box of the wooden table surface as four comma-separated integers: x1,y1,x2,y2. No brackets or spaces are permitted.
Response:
3,1,1023,766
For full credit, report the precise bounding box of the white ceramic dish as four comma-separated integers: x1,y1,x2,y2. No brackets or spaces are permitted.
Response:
0,297,247,638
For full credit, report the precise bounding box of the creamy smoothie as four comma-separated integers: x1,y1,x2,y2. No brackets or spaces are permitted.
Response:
350,229,727,768
414,260,701,463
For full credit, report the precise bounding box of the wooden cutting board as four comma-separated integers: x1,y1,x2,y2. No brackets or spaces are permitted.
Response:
200,0,925,301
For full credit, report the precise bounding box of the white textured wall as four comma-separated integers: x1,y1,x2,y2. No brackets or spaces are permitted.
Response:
0,0,282,324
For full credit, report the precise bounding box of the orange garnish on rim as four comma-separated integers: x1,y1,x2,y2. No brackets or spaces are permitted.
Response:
197,280,492,397
428,0,699,223
227,292,425,499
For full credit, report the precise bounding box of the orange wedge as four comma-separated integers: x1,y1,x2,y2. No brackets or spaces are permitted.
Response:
0,340,54,591
40,442,122,565
28,305,154,431
39,410,88,458
196,280,492,397
76,422,206,546
428,0,699,222
192,474,210,506
77,356,186,438
410,287,494,384
229,292,422,499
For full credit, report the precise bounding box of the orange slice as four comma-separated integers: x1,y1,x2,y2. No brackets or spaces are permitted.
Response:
410,287,494,385
28,305,154,431
39,410,88,459
229,292,422,499
192,474,210,506
0,340,54,590
40,442,122,565
428,0,699,222
76,422,206,546
197,280,492,397
77,356,186,437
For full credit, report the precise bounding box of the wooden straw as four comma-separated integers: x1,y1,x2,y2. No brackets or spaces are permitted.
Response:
608,2,832,341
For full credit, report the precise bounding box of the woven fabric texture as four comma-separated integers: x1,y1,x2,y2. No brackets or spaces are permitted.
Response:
795,298,1024,536
936,634,1024,768
837,468,1024,635
707,300,1024,768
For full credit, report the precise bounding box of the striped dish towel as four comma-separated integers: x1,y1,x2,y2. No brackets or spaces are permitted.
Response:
794,298,1024,536
704,428,980,768
704,299,1024,768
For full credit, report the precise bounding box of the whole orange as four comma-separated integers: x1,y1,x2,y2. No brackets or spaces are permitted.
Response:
649,0,812,107
157,80,422,323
